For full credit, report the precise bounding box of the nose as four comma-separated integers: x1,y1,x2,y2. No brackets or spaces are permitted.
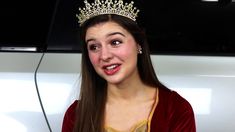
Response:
100,46,113,61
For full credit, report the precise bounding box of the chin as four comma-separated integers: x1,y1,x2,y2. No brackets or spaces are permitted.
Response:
105,77,123,85
106,79,121,85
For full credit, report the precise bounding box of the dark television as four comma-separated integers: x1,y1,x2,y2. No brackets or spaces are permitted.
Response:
1,0,235,55
0,0,57,52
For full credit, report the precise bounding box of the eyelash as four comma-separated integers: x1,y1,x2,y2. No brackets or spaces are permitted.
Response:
88,44,100,51
110,40,122,47
87,39,122,51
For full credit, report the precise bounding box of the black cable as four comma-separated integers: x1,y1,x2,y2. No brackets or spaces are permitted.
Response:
45,0,62,47
34,0,61,130
34,52,52,132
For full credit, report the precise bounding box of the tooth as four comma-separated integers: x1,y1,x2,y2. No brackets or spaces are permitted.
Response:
106,65,116,70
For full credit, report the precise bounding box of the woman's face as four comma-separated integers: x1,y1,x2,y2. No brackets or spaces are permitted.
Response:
85,21,140,85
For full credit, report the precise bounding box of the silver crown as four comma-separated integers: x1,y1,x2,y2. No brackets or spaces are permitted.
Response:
76,0,140,26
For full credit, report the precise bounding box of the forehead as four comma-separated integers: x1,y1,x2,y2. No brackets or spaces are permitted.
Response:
85,21,130,39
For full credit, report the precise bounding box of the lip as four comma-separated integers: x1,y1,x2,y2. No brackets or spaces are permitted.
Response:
102,64,121,75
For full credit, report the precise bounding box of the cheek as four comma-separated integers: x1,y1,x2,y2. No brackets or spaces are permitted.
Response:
88,53,99,66
119,42,138,58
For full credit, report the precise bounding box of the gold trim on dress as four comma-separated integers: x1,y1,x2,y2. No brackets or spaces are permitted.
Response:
147,88,159,132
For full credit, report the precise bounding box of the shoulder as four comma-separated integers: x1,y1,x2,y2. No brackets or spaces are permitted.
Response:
155,88,196,131
66,100,79,114
62,100,78,132
158,88,193,112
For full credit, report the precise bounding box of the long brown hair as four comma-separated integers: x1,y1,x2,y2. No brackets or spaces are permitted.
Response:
74,14,163,132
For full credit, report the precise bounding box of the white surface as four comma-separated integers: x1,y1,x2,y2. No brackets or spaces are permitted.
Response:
1,53,235,132
37,53,81,132
0,53,50,132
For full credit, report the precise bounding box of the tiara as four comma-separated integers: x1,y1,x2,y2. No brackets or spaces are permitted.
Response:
76,0,140,26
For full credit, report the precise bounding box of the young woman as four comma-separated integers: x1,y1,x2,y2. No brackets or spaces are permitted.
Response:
62,0,196,132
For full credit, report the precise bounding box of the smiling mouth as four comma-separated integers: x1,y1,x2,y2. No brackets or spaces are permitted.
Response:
105,64,118,70
103,64,121,75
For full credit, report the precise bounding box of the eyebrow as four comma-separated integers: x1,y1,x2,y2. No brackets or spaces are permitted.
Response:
86,32,126,44
107,32,126,38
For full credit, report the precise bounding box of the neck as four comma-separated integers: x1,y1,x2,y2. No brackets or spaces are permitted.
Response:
107,77,150,104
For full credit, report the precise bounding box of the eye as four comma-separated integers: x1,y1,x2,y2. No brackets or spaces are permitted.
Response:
88,44,100,51
111,40,122,47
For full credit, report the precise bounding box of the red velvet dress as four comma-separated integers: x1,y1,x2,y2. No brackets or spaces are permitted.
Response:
62,88,196,132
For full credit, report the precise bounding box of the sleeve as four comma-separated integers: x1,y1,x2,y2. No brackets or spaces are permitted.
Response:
169,92,196,132
62,100,78,132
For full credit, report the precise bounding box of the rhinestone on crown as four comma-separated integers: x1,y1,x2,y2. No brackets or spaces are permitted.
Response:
76,0,140,26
